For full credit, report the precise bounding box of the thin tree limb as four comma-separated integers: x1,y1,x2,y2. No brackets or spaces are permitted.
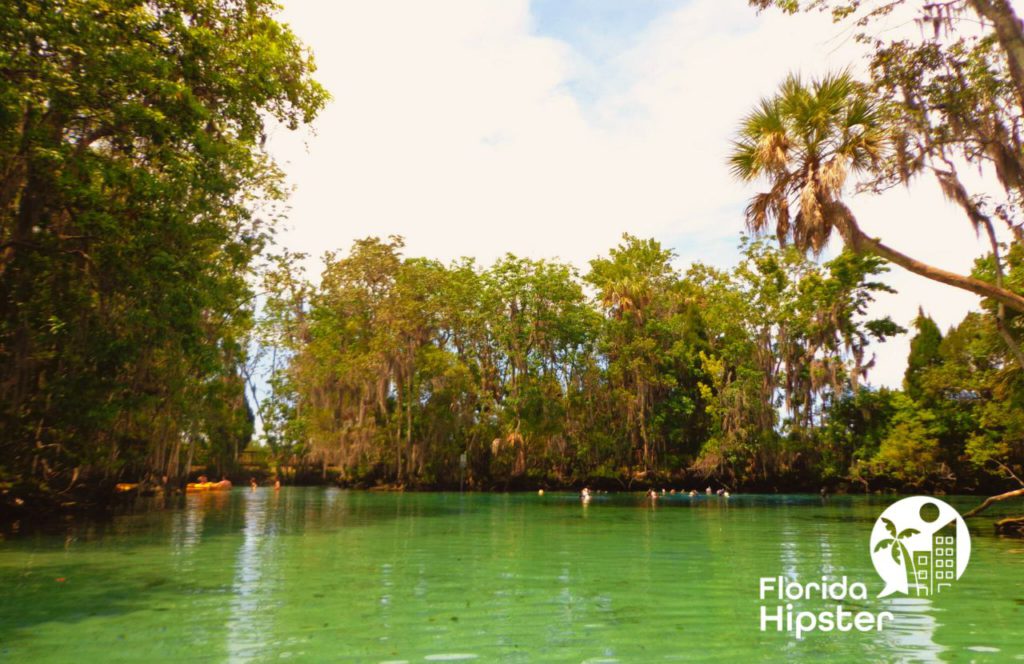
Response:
962,487,1024,517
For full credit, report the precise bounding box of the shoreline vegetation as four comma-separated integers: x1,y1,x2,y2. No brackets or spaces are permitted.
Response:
3,1,1024,533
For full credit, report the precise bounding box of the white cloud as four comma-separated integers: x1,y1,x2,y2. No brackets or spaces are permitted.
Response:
269,0,997,387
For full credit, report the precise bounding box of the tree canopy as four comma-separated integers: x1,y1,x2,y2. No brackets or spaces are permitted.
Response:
250,236,923,490
0,0,326,504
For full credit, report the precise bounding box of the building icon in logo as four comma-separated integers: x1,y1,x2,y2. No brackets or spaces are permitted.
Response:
911,518,958,596
870,497,971,598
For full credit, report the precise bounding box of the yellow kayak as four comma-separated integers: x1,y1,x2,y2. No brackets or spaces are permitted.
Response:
186,480,232,492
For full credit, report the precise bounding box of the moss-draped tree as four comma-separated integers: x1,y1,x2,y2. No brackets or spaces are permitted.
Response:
0,0,326,504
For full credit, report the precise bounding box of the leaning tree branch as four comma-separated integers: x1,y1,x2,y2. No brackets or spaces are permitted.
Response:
962,487,1024,517
994,459,1024,487
847,227,1024,313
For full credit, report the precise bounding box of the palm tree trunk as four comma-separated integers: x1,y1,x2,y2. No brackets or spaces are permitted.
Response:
834,205,1024,313
899,541,921,597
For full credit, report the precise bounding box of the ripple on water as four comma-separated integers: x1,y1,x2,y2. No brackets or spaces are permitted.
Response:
423,655,478,661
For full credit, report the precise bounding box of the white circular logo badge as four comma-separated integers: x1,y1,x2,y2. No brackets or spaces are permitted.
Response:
870,496,970,598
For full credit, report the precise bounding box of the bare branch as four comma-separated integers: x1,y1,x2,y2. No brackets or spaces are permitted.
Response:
963,487,1024,517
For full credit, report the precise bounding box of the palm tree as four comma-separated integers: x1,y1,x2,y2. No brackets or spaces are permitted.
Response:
874,517,922,596
598,276,650,322
729,71,1024,314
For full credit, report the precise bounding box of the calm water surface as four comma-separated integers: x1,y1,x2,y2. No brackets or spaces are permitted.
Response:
1,489,1022,662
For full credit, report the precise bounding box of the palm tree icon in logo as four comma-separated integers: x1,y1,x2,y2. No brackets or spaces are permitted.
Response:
873,518,921,596
871,497,970,597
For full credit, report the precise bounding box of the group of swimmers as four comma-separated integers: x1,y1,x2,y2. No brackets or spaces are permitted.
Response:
571,486,731,502
645,487,730,499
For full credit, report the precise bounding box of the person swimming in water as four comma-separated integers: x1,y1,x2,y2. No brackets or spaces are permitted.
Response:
580,487,592,502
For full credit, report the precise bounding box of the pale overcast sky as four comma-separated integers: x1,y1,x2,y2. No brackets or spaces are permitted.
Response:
266,0,1000,388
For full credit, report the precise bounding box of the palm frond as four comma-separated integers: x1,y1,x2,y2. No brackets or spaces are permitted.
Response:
819,156,848,197
746,192,774,235
728,68,891,255
729,140,760,180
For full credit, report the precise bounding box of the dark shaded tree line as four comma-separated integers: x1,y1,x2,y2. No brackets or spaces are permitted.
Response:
0,0,327,510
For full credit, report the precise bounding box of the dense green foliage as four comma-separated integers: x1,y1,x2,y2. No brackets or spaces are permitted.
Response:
253,233,1024,492
253,236,916,489
846,299,1024,490
0,0,326,502
904,311,943,401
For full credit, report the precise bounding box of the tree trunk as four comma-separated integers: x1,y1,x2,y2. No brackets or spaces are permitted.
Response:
968,0,1024,114
405,371,413,481
995,516,1024,536
833,203,1024,313
979,215,1024,370
962,487,1024,517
